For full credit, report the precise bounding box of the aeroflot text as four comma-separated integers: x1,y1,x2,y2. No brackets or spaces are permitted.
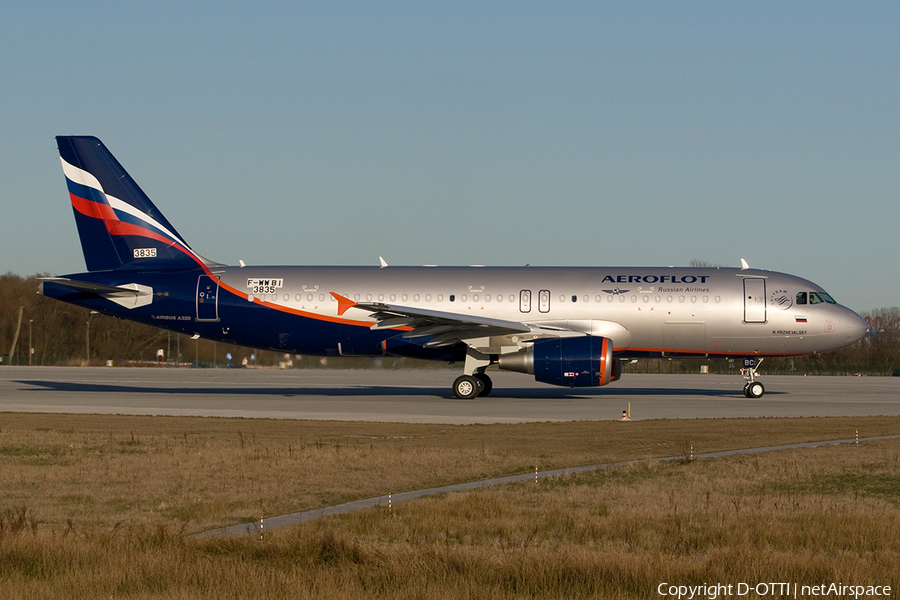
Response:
657,582,891,599
601,275,710,284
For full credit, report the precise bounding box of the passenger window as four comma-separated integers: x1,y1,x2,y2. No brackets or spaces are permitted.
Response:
796,292,807,305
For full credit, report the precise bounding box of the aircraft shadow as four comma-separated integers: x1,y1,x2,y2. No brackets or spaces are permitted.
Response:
15,380,780,399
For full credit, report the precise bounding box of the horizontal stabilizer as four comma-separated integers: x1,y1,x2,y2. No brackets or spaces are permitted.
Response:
40,278,153,310
41,277,138,295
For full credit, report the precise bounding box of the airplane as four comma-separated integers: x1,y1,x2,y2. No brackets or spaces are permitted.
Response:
40,136,868,399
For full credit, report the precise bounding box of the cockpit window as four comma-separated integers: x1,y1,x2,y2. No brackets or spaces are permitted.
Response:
800,291,836,306
809,292,824,304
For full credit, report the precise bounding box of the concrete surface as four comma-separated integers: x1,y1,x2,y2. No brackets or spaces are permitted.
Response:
1,366,898,423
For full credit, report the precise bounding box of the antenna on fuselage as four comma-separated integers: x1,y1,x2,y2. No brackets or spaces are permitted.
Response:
379,256,388,268
740,258,750,270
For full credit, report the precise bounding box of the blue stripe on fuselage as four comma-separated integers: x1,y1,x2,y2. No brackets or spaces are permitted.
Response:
43,269,451,359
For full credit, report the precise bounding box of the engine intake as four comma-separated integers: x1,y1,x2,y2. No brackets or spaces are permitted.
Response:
498,336,621,387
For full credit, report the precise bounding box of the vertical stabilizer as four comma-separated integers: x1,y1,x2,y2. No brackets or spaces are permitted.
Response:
57,136,205,271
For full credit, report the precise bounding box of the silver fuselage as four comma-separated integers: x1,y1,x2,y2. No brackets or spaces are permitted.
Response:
211,265,867,358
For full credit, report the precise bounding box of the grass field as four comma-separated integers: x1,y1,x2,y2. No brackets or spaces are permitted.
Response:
1,413,899,598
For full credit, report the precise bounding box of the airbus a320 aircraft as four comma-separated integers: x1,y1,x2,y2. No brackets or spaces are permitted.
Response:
40,137,868,399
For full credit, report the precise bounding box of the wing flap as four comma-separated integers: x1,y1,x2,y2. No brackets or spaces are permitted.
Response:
330,293,531,344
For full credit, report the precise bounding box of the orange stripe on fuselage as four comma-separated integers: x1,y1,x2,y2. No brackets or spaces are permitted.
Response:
213,279,393,329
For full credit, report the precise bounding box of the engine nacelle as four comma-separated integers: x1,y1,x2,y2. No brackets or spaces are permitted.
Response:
498,336,621,387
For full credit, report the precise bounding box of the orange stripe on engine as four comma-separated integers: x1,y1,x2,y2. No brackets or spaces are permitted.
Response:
598,337,609,386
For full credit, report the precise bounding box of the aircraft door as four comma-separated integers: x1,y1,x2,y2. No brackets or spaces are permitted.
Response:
743,278,766,323
196,275,220,322
519,290,532,313
538,290,550,313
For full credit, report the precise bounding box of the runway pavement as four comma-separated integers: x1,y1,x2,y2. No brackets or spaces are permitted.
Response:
0,366,898,423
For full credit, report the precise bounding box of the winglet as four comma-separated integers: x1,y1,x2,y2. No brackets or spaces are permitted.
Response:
330,292,357,316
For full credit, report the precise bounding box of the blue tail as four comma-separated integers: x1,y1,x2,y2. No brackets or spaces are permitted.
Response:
57,136,209,272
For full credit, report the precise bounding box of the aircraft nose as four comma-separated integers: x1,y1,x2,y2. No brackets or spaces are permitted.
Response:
839,308,868,345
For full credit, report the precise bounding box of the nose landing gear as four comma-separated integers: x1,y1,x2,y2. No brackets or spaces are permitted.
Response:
741,357,765,398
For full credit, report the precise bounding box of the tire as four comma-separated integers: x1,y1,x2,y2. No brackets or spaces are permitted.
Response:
746,381,765,398
453,375,480,399
473,373,493,397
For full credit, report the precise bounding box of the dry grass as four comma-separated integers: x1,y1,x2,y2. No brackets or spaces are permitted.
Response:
1,413,898,533
1,414,899,598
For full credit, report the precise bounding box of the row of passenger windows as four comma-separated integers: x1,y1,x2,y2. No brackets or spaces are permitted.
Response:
518,290,721,313
256,290,722,311
797,291,836,305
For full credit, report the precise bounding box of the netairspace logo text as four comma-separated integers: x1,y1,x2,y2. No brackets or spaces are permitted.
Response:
657,582,892,599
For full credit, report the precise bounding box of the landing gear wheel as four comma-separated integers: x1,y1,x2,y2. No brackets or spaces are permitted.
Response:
473,373,493,397
745,381,765,398
453,375,480,399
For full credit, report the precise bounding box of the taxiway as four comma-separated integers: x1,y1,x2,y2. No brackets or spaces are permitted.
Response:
1,367,897,423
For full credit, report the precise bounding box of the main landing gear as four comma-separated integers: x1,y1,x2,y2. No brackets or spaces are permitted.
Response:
452,372,493,399
453,348,494,399
741,357,765,398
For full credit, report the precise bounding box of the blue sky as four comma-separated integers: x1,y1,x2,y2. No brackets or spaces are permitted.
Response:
1,2,897,312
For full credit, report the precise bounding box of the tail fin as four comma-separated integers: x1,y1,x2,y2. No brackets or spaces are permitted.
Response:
57,136,212,272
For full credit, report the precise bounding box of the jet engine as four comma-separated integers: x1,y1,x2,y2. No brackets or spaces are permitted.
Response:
498,336,621,387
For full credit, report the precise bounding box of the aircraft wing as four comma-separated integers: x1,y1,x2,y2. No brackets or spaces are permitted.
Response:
331,292,537,347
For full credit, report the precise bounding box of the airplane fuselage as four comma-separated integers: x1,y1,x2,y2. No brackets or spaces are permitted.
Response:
42,264,865,361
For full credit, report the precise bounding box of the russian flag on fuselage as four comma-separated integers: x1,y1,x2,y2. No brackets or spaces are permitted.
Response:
57,136,202,272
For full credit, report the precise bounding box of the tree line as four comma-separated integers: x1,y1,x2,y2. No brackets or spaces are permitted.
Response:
2,272,898,375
